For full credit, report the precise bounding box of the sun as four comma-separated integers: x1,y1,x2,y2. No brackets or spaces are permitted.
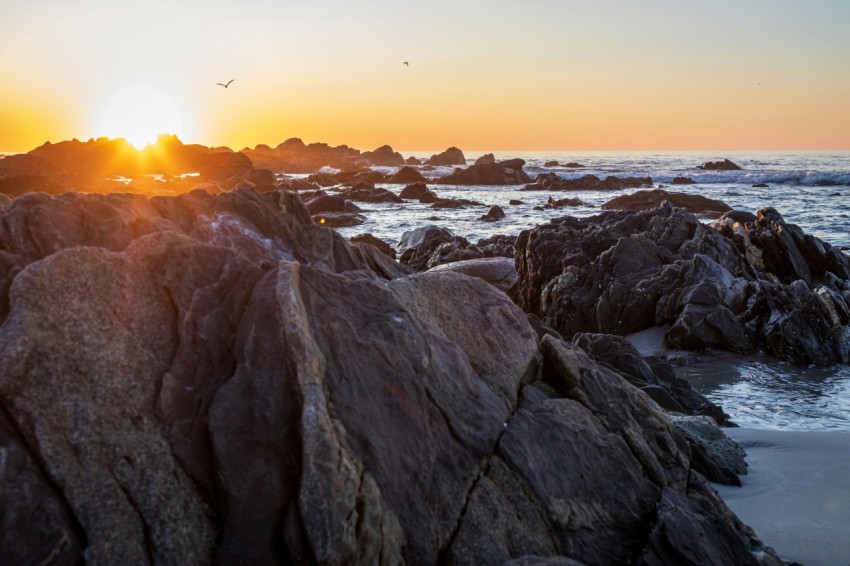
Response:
99,85,185,148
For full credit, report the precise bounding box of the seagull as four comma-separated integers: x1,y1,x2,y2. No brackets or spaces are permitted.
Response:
216,79,235,88
403,62,409,66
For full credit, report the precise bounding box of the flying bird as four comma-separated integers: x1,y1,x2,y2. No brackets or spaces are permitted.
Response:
403,61,409,66
216,79,235,88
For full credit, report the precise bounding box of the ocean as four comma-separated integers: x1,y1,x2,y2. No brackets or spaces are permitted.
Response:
333,150,850,431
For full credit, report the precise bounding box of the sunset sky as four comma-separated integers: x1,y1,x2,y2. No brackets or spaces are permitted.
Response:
2,0,849,152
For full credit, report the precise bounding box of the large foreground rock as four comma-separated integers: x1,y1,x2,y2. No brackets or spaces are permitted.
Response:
514,203,850,365
0,190,782,564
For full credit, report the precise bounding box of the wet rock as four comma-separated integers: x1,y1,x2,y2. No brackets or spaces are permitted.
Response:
304,172,338,187
509,199,524,205
563,162,585,168
303,191,362,214
546,196,583,208
814,179,838,187
752,183,769,188
522,173,652,192
671,176,696,185
697,159,741,171
601,189,732,215
337,184,403,203
438,162,532,185
474,153,496,166
544,160,560,167
388,166,427,184
426,147,466,166
405,156,422,165
399,182,430,199
480,205,506,221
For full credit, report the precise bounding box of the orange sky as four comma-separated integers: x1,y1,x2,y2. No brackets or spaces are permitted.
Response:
2,0,849,152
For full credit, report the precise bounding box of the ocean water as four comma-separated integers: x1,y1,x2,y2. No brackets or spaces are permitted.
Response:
331,150,850,431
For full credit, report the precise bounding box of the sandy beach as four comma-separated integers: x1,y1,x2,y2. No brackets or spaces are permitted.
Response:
713,427,850,566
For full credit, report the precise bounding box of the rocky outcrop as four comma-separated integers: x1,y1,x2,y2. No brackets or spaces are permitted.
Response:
473,153,496,166
438,161,532,185
359,145,406,166
522,173,652,192
399,182,430,200
513,203,850,365
337,184,403,203
427,257,517,293
302,190,363,214
243,138,363,172
388,166,427,184
0,191,783,563
0,174,68,196
480,205,506,221
426,147,466,166
399,227,516,272
349,233,396,259
192,151,254,181
672,176,697,185
602,189,732,215
697,159,741,171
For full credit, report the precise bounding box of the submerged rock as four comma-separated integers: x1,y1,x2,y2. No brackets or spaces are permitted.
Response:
697,159,741,171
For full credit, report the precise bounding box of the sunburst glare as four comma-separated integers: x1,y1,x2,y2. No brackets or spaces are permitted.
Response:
98,84,185,149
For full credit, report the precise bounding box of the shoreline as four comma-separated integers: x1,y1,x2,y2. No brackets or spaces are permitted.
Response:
713,427,850,566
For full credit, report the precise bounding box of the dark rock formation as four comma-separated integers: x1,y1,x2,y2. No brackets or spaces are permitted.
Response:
544,160,559,167
302,191,363,215
545,196,583,208
398,226,515,271
359,145,406,166
438,161,532,185
509,199,524,205
399,182,430,200
513,203,850,365
349,233,397,259
242,138,363,172
0,174,68,196
522,173,652,192
672,176,696,185
192,151,254,181
473,153,496,166
814,179,838,187
752,183,769,188
426,147,466,166
668,415,747,486
480,205,506,222
563,162,585,168
405,156,422,165
0,190,783,564
313,212,366,227
337,184,403,203
602,189,732,215
388,166,427,184
697,159,741,171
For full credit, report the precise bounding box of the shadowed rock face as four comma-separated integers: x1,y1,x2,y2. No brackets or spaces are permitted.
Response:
0,189,782,564
602,189,732,215
513,203,850,365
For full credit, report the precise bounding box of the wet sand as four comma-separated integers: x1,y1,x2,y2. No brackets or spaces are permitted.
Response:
713,427,850,566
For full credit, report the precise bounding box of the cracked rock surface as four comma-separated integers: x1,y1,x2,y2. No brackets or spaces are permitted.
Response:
1,189,782,564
